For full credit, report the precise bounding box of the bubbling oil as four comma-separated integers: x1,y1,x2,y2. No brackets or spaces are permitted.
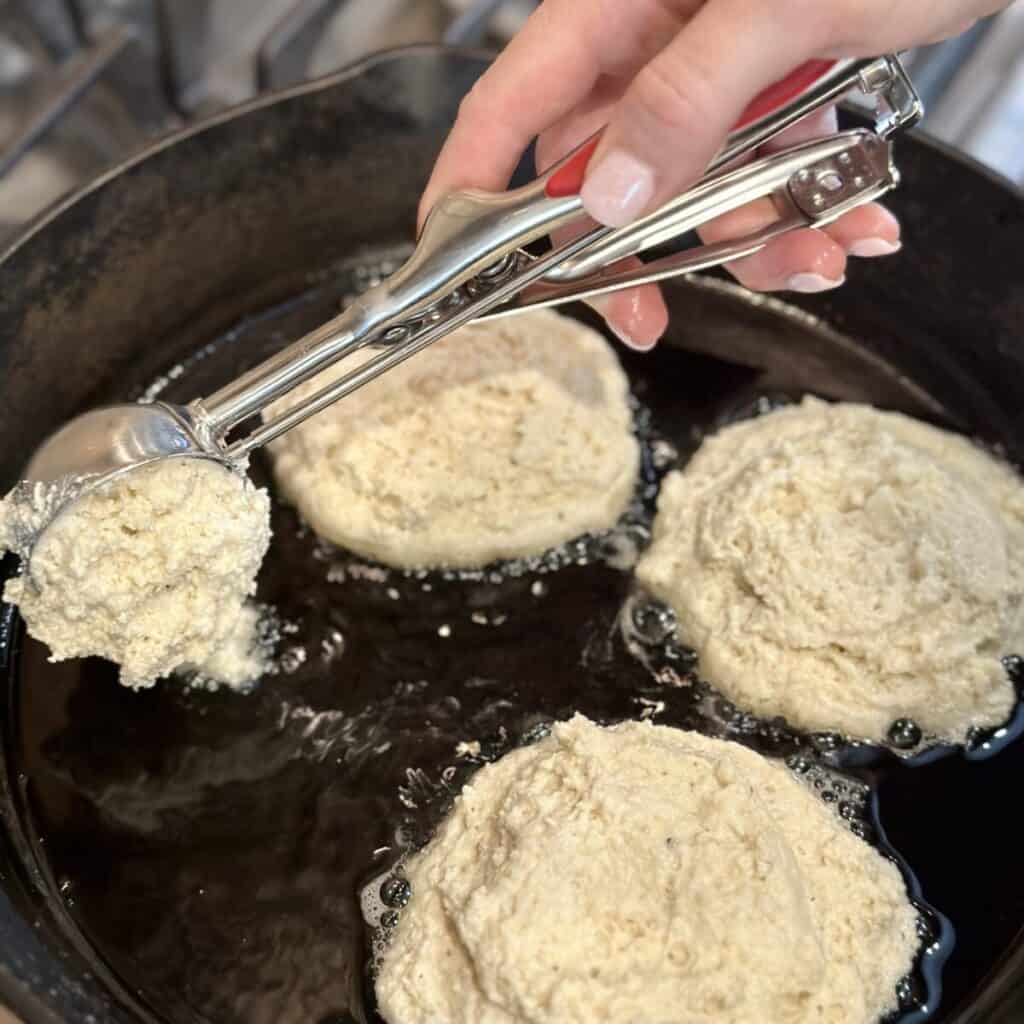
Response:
8,251,1017,1024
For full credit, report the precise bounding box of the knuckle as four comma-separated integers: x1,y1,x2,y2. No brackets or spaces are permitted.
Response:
629,57,715,134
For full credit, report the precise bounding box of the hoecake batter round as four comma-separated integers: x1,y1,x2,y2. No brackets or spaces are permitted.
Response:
374,715,918,1024
264,309,639,569
0,458,271,689
636,397,1024,743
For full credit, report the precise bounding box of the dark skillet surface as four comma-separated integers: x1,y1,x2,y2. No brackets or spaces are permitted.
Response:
2,260,1022,1024
0,45,1022,1024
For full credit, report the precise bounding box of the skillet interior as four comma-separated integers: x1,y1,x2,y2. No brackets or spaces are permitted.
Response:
0,45,1023,1024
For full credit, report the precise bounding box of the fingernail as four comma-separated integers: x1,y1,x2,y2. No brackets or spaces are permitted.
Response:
787,273,845,293
589,296,656,352
580,150,655,228
848,237,902,258
599,311,654,351
606,319,655,351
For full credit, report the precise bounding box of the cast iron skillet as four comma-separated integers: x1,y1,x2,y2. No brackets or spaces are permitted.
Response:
0,45,1022,1024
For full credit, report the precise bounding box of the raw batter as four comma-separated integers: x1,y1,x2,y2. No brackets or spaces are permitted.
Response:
636,397,1024,743
264,309,639,569
374,714,918,1024
0,458,271,689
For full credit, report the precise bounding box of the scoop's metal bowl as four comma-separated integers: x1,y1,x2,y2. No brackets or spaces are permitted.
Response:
23,404,213,489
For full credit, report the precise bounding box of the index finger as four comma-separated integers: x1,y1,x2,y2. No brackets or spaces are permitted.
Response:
418,0,686,226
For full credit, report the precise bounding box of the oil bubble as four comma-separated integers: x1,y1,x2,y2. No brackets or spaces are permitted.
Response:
380,877,411,909
887,719,923,750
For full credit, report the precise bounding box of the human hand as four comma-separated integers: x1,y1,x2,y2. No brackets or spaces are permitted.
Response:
420,0,1008,348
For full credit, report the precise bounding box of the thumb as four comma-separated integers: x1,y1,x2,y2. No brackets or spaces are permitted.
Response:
580,1,822,228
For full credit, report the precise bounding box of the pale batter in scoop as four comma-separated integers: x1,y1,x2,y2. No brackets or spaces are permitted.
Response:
636,397,1024,743
375,715,918,1024
0,458,271,689
264,309,639,569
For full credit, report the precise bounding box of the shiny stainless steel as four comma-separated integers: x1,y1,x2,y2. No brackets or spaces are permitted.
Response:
478,132,897,320
549,54,920,282
230,221,607,454
23,403,213,485
19,51,919,545
205,129,897,448
21,401,231,542
868,54,925,137
706,53,920,173
714,57,867,168
201,70,910,445
197,176,586,435
542,129,893,284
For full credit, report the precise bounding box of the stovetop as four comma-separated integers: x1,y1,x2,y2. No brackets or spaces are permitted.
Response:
0,0,533,240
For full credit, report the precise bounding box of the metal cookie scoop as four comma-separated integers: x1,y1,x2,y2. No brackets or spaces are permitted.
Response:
18,54,922,544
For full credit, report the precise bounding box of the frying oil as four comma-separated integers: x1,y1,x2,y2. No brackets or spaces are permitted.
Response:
6,252,1018,1024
